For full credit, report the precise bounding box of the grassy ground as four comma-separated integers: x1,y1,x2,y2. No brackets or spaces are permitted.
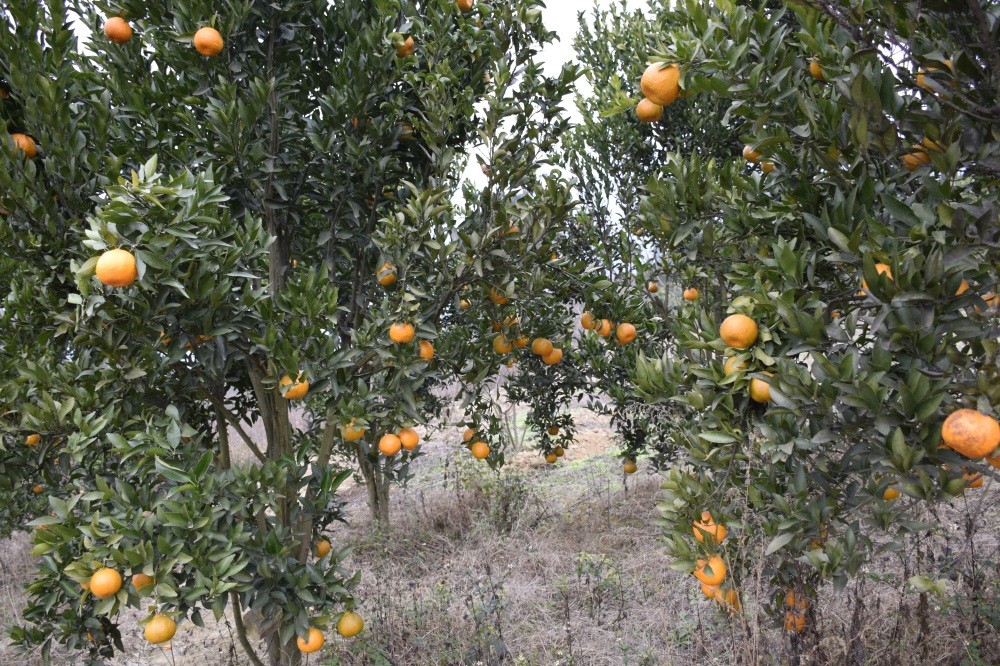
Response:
1,408,999,664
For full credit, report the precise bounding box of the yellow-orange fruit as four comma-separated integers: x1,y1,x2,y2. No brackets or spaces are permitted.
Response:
315,539,331,558
25,433,40,446
903,147,931,171
342,421,366,441
95,248,138,287
580,311,596,330
723,356,746,375
389,322,415,344
742,145,761,162
131,573,155,591
693,556,726,586
193,27,224,57
457,0,474,11
144,614,176,644
296,627,324,653
882,487,900,501
470,441,490,459
640,62,681,106
692,511,727,544
861,262,893,292
396,36,414,58
761,160,775,173
542,348,563,365
378,433,402,457
280,374,309,400
596,319,613,337
418,340,434,360
11,133,37,158
784,611,806,633
616,323,637,345
683,288,699,301
719,314,758,349
377,262,397,286
545,452,558,464
749,373,774,404
104,17,133,44
623,459,637,474
337,611,364,638
399,427,420,450
635,98,663,123
531,338,553,356
647,282,659,293
89,568,123,599
808,59,824,81
941,409,1000,459
493,334,513,355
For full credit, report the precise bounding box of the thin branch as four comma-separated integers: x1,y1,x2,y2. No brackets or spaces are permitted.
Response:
229,592,266,666
203,391,266,463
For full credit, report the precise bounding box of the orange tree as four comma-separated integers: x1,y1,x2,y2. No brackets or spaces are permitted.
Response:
506,1,740,470
0,0,574,663
625,0,1000,645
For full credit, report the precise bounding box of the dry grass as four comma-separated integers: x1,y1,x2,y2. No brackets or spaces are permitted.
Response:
1,410,999,665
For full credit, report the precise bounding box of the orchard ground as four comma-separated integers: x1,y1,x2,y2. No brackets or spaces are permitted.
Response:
2,406,997,665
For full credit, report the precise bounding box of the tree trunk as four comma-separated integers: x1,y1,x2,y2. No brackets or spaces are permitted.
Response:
356,446,391,523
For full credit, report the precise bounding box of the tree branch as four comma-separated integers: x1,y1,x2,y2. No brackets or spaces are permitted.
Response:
203,391,266,463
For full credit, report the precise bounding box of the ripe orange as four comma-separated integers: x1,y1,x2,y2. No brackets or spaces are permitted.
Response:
315,539,331,558
761,160,775,173
616,323,637,344
987,454,1000,470
463,427,476,442
531,337,553,356
399,427,420,450
11,133,37,158
716,587,741,613
488,287,508,305
104,17,133,44
830,310,842,320
553,446,565,457
916,59,952,93
622,459,637,474
640,62,680,106
635,98,663,123
596,319,613,337
692,511,727,544
460,299,471,310
470,441,490,459
513,336,528,349
784,611,806,633
647,282,659,293
683,288,699,301
548,426,559,436
693,556,726,586
785,589,809,612
719,314,758,349
882,487,900,501
457,0,474,11
89,568,123,599
860,262,893,292
941,409,1000,459
418,340,434,360
963,469,984,489
399,123,414,140
131,573,154,591
955,279,969,296
808,59,824,81
337,611,364,637
580,311,596,330
279,374,309,400
902,146,930,171
749,373,773,404
95,248,138,287
379,434,402,457
742,145,761,162
396,36,415,58
545,452,558,464
700,582,718,599
377,262,397,286
25,433,40,446
389,322,415,344
342,421,366,441
193,27,224,56
542,348,563,365
493,334,513,355
297,627,325,653
723,356,746,375
32,484,43,494
144,614,176,644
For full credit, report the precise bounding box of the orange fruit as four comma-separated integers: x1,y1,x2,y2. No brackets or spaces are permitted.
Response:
297,627,324,653
11,133,37,158
131,573,154,591
723,356,746,375
553,446,565,457
692,511,727,544
635,98,663,123
955,279,969,296
531,338,553,356
337,611,364,638
378,434,402,457
761,160,775,173
104,17,133,44
457,0,474,11
902,146,931,171
916,59,952,93
398,123,414,140
25,433,40,446
616,323,637,344
941,409,1000,459
89,568,123,599
32,484,43,494
399,427,420,450
144,614,176,644
193,27,224,56
389,322,415,344
719,314,758,349
701,583,718,599
545,452,558,464
987,453,1000,470
542,348,563,365
489,287,508,305
418,340,434,360
749,373,773,404
315,539,331,558
742,145,761,162
596,319,613,337
342,421,366,441
622,459,637,474
830,310,842,320
493,334,513,355
547,426,559,436
882,487,900,501
513,336,528,349
647,282,659,293
377,262,397,286
279,374,309,400
861,262,893,292
784,611,806,633
640,62,681,106
683,288,699,301
693,556,726,586
396,36,414,58
808,59,824,81
963,469,984,489
580,311,596,330
463,427,476,442
923,137,946,152
460,299,471,310
95,248,138,287
716,587,741,613
785,589,809,612
470,441,490,459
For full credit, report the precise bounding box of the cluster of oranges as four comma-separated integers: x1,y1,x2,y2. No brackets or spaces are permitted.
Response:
690,513,740,613
579,311,637,345
462,426,491,460
635,62,681,124
378,427,421,457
